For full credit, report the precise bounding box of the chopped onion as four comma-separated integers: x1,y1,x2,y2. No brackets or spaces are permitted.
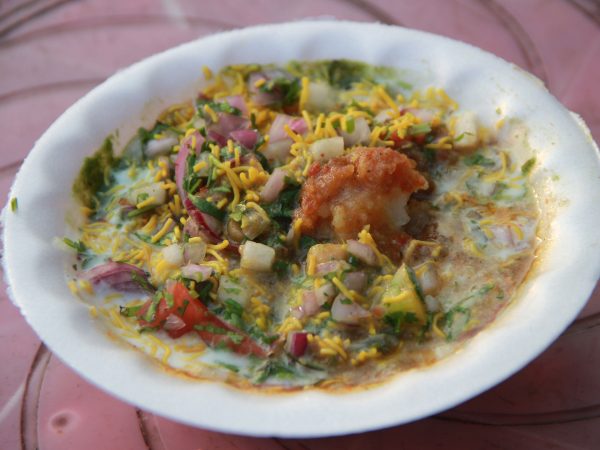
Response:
316,260,349,275
331,295,370,325
268,114,307,142
230,129,259,149
219,95,248,116
207,113,250,145
417,264,439,295
340,117,370,147
301,290,320,317
260,168,287,203
162,244,184,266
184,241,207,263
406,107,436,123
83,261,151,292
181,264,212,282
131,183,167,206
145,136,178,157
285,331,308,358
424,295,441,313
343,272,367,292
374,108,394,123
262,139,293,163
305,81,336,112
183,198,222,242
239,241,275,272
346,240,378,266
248,71,283,106
163,314,186,332
315,282,336,306
309,136,344,162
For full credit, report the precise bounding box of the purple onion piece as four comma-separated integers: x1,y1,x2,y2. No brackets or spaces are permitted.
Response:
83,261,152,292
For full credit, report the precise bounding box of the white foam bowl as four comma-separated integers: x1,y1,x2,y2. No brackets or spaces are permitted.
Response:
3,21,600,437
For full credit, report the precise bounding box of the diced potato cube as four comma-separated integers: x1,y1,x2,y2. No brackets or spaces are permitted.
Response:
239,241,275,272
309,137,344,162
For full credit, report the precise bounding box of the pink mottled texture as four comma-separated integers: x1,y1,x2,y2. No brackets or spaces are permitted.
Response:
1,1,599,449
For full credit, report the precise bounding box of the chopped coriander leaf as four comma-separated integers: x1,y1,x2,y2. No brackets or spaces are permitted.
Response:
254,360,296,384
63,237,87,253
73,138,119,209
131,272,155,292
194,324,229,334
119,304,143,317
260,77,301,106
348,255,360,268
453,131,474,142
189,196,226,221
383,311,418,335
263,184,301,224
127,204,159,218
408,123,432,136
217,362,240,373
521,157,536,174
196,98,242,117
137,122,175,146
224,298,244,317
142,299,159,322
345,116,355,133
464,153,495,167
298,235,318,252
10,197,17,212
273,260,290,277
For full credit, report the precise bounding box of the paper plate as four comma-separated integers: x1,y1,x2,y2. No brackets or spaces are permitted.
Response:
3,21,600,437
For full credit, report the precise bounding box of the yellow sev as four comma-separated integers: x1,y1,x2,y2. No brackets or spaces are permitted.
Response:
332,276,367,304
357,226,394,269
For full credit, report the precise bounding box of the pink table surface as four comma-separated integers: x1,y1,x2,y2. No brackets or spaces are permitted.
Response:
1,1,600,449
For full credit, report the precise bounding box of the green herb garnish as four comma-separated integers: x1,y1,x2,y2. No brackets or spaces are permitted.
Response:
521,157,536,175
189,196,225,221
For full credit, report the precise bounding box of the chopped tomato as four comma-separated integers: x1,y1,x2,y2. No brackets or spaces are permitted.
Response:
137,282,268,357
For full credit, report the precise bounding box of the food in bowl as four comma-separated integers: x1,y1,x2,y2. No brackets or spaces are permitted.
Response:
63,60,539,389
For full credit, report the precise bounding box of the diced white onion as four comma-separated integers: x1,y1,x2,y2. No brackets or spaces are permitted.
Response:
184,241,207,264
340,117,370,147
145,136,178,157
262,139,292,163
344,272,367,292
331,295,370,325
305,81,337,112
374,108,394,123
163,314,186,331
315,282,336,306
161,244,184,266
260,168,286,203
346,240,378,266
132,183,167,206
417,265,439,295
424,295,441,313
181,264,212,282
